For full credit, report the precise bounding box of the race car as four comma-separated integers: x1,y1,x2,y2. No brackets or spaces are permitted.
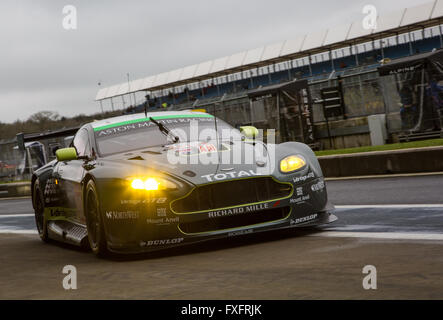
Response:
31,110,336,256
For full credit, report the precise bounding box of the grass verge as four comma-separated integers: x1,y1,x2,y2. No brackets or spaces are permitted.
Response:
315,138,443,157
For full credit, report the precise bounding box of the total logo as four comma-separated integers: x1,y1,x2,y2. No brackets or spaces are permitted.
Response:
201,170,260,182
139,238,184,247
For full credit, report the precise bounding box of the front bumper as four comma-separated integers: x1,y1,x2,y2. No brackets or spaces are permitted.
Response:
101,173,336,254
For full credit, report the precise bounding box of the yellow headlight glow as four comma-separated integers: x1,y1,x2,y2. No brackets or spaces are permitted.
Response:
144,178,160,191
131,179,145,190
130,178,160,190
129,177,177,191
280,155,306,173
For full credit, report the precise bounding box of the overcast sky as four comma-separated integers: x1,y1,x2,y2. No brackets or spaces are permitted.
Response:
0,0,432,123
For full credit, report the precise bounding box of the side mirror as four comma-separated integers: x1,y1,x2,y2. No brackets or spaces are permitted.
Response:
240,126,259,139
56,147,78,162
50,145,61,156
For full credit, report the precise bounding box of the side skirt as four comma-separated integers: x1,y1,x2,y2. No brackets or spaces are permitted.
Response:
47,220,88,247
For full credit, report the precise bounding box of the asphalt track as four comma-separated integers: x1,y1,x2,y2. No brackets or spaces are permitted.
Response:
0,175,442,299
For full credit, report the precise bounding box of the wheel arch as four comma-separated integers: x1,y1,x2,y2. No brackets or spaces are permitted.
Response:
31,174,39,209
82,173,96,206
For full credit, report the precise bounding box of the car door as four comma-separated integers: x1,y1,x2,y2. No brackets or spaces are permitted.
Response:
55,128,91,224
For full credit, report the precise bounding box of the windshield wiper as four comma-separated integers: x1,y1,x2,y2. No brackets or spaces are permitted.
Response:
149,117,180,144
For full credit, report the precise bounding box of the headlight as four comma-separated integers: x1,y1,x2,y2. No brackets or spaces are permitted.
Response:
280,155,306,173
129,177,177,191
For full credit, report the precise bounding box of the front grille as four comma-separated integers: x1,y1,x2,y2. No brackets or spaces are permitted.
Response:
179,206,291,234
171,177,293,214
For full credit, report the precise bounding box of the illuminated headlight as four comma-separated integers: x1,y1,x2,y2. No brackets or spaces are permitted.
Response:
129,177,176,191
280,155,306,173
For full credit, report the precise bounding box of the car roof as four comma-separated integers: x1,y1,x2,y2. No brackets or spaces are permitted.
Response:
89,110,211,130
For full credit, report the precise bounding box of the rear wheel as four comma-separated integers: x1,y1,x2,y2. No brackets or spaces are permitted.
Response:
33,180,48,242
84,180,109,257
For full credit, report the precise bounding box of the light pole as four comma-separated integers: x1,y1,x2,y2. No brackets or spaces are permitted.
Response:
127,73,135,106
98,81,104,113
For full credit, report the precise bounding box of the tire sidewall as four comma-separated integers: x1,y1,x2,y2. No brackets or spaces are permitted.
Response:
33,180,48,241
84,179,108,256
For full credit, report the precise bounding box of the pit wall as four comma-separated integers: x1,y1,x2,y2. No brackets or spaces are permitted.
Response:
318,146,443,177
313,117,371,150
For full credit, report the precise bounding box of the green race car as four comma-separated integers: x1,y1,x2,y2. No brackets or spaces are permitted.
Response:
31,110,336,256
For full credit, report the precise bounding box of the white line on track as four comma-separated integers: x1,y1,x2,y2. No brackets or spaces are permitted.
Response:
2,229,443,240
335,204,443,209
0,229,37,234
310,231,443,241
0,214,34,218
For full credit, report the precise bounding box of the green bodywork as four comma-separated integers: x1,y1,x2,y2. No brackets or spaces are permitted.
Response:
56,148,78,162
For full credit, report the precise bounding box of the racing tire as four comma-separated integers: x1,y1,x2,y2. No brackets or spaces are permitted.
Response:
33,180,49,242
84,179,109,257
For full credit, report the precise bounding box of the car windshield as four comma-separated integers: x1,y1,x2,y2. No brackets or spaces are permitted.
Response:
93,115,242,156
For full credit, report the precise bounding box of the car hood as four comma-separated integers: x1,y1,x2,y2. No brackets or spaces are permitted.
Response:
101,140,276,186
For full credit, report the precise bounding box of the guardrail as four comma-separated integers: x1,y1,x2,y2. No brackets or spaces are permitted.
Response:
318,146,443,177
0,182,31,198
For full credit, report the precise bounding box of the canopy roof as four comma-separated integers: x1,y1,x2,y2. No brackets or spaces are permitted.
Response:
97,0,443,101
247,79,309,99
378,49,443,75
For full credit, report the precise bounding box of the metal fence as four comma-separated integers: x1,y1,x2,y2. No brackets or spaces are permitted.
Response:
0,135,73,182
309,70,385,123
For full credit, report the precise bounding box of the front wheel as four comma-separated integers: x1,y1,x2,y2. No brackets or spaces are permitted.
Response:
84,180,109,257
33,180,48,242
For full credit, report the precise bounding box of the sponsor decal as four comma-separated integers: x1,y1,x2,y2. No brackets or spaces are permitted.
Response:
208,203,269,218
293,172,315,183
139,238,184,247
290,194,310,204
44,207,76,221
311,180,325,192
120,198,167,205
198,142,217,153
44,178,61,203
146,217,179,225
49,208,65,217
296,187,303,197
146,218,164,224
46,197,61,204
290,213,318,225
170,141,218,156
201,170,260,182
94,116,214,135
171,143,192,155
388,66,419,75
157,207,167,217
228,229,253,237
105,211,139,220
